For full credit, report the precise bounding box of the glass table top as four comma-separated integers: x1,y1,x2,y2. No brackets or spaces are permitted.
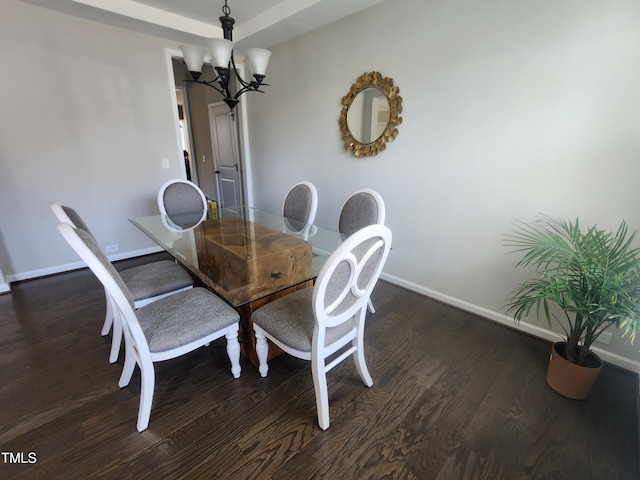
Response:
130,206,343,307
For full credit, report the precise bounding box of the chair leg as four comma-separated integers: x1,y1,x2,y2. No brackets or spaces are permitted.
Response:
311,359,330,430
109,308,123,364
255,329,269,378
102,291,113,336
136,358,155,432
118,347,136,388
353,337,373,387
367,298,375,314
225,329,241,379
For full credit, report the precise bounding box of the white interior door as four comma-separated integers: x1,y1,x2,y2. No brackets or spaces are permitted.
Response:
209,102,244,211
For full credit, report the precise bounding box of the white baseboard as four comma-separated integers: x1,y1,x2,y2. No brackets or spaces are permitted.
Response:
5,246,163,283
380,272,640,375
0,282,10,293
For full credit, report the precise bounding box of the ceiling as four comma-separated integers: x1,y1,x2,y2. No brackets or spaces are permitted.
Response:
20,0,385,49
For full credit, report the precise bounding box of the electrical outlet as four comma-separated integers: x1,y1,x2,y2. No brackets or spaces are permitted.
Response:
162,158,170,169
596,331,612,345
105,244,119,253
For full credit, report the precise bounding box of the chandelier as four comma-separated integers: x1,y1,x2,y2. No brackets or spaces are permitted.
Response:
179,0,272,110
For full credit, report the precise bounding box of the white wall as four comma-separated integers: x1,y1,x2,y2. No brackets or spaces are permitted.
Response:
0,1,184,279
0,267,9,293
245,0,640,369
1,0,639,369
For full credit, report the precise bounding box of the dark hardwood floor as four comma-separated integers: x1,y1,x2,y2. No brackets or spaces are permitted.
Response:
1,253,638,479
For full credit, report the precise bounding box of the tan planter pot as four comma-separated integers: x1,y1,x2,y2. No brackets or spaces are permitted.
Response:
546,342,603,400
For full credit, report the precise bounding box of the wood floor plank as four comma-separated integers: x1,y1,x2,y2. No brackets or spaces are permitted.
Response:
271,358,434,479
0,254,637,479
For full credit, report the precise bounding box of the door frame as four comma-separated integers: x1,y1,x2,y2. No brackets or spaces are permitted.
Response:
175,85,198,184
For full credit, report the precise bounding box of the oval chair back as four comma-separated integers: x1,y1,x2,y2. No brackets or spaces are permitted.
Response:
282,181,318,225
337,188,386,237
157,179,207,220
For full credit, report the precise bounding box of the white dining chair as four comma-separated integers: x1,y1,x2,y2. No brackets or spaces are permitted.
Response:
337,188,386,313
57,221,241,432
50,202,194,363
253,224,392,430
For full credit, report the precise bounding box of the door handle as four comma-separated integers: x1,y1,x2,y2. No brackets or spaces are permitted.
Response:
214,170,220,174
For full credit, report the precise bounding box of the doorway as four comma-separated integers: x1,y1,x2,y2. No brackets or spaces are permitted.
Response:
172,58,246,206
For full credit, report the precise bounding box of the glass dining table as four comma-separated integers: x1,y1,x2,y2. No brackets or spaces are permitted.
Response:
130,206,343,366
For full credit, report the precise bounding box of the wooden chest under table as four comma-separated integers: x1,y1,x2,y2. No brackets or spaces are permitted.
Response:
195,216,313,365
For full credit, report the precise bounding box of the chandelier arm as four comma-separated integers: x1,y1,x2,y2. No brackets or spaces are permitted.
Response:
229,54,252,90
233,86,266,100
185,78,226,97
218,75,234,100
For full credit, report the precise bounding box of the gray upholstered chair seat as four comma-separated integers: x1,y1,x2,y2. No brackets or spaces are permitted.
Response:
253,288,354,352
137,287,239,353
120,260,193,302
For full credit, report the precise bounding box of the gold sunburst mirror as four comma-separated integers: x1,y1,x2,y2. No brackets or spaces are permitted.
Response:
339,71,403,157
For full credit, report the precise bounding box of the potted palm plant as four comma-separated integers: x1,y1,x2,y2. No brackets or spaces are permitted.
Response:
504,215,640,399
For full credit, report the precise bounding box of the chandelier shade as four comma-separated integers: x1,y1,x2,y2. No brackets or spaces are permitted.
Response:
179,44,207,78
178,1,271,110
244,48,272,77
206,38,233,69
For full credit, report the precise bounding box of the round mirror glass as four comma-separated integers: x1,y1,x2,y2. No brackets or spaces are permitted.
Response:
346,87,391,144
339,71,402,157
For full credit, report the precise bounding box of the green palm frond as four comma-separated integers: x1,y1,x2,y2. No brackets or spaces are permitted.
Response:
504,215,640,366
